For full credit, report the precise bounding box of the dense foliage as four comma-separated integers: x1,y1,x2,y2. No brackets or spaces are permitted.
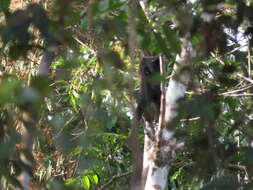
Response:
0,0,253,189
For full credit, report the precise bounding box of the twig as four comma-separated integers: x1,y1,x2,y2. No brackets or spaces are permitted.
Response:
73,36,96,54
158,55,166,130
219,84,253,96
139,0,152,23
226,44,248,55
180,117,200,122
221,93,253,97
237,74,253,84
247,37,251,78
98,171,131,190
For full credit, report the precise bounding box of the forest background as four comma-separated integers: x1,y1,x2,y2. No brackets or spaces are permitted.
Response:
0,0,253,189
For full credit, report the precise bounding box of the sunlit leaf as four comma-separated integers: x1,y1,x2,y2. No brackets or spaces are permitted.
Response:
82,176,90,189
89,174,99,185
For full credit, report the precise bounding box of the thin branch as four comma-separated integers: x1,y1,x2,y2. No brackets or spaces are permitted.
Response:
158,55,166,130
98,171,131,190
139,0,158,34
237,74,253,84
219,84,253,96
247,37,251,78
226,44,248,55
180,117,200,122
221,93,253,97
73,36,96,54
139,0,152,23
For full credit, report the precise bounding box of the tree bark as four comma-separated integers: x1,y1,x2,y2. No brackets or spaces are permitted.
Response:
143,34,193,190
137,1,194,189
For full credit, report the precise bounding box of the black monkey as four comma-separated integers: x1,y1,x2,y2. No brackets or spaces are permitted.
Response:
136,56,161,122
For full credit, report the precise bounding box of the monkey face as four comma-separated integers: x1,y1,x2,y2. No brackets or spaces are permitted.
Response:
140,57,160,77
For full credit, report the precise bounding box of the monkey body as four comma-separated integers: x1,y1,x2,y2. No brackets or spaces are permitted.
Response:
137,56,161,122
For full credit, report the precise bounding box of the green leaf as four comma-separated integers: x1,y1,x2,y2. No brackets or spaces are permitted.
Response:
89,174,99,185
70,94,78,111
72,90,80,99
82,176,90,189
171,167,183,180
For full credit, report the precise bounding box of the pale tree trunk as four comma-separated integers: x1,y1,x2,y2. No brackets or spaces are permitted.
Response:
138,3,194,188
137,1,194,189
142,35,193,190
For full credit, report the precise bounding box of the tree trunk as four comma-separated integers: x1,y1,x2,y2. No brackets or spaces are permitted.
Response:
143,35,193,190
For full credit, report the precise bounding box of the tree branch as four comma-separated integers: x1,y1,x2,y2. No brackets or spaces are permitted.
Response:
98,171,131,190
158,55,166,130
